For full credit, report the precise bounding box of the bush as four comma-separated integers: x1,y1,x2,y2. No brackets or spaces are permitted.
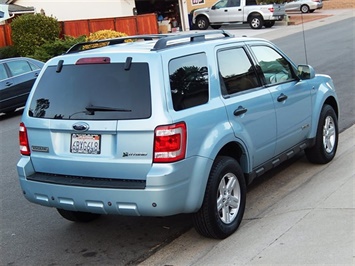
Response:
11,14,60,57
0,46,19,59
31,35,86,62
84,29,131,49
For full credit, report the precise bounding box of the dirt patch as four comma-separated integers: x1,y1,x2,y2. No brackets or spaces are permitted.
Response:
323,0,355,9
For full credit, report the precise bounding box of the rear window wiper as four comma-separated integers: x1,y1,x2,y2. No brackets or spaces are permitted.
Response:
85,105,132,115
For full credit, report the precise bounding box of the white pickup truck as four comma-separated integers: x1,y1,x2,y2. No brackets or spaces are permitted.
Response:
192,0,285,30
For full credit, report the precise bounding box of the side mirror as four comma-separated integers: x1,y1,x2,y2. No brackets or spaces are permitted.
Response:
297,64,315,80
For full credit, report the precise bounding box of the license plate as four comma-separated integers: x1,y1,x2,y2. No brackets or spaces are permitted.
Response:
70,134,101,154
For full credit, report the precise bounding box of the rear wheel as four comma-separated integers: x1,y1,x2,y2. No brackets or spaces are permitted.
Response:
195,16,209,30
305,104,338,164
192,156,246,239
301,5,310,13
249,15,263,29
57,209,101,222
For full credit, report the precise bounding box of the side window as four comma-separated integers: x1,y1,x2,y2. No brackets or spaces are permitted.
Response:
169,53,209,111
217,47,260,95
215,0,228,8
6,60,32,77
0,64,8,81
251,46,295,85
228,0,240,7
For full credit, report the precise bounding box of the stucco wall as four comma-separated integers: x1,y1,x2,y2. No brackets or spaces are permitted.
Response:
13,0,136,21
186,0,216,13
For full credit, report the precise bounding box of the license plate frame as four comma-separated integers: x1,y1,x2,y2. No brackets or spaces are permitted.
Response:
70,133,101,154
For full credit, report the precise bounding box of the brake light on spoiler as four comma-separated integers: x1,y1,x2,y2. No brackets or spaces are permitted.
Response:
153,122,187,163
76,57,110,64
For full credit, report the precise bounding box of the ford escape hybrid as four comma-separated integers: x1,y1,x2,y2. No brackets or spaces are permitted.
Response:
17,31,339,239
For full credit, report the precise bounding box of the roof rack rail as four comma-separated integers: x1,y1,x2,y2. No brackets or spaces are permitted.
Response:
65,34,169,54
152,30,234,50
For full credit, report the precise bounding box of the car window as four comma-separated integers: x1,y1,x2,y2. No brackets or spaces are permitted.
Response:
228,0,240,7
28,62,151,120
217,47,260,95
6,60,32,76
28,61,41,71
169,53,209,111
0,64,8,80
251,46,295,85
215,0,228,8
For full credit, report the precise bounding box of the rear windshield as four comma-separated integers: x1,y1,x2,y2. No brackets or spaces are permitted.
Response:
28,63,151,120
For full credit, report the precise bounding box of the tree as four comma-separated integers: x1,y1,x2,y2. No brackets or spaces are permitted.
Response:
11,14,60,57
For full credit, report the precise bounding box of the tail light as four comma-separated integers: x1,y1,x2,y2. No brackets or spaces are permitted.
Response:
19,122,30,156
268,7,274,12
153,122,186,163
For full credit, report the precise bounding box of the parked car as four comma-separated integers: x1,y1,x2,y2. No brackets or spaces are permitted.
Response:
17,31,338,239
0,57,44,114
192,0,285,30
285,0,323,13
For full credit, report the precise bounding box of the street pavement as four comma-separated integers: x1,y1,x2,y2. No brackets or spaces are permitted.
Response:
140,9,355,266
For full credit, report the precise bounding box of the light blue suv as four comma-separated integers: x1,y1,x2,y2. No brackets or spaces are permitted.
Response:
17,31,339,239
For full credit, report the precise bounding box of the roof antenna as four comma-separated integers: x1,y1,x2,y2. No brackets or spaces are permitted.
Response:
301,13,309,65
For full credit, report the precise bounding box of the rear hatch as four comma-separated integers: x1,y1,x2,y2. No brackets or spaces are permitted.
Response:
25,56,155,182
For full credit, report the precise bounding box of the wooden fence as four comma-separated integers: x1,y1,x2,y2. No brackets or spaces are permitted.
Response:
0,13,158,48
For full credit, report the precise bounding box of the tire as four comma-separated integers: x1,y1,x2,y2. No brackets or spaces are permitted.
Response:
57,208,101,222
192,156,246,239
305,104,338,164
301,5,310,13
195,16,209,30
211,25,222,29
264,21,275,28
249,15,263,29
310,10,315,13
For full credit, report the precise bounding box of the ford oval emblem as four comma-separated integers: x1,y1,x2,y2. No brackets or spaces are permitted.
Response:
72,122,89,131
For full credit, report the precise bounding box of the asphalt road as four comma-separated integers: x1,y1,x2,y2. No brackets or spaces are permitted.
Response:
1,13,354,266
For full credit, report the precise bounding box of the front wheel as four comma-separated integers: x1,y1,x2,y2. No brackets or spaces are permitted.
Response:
249,15,263,29
57,208,101,222
305,104,338,164
195,16,209,30
192,156,246,239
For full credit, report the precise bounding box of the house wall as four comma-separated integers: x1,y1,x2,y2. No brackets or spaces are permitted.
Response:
12,0,136,21
187,0,216,13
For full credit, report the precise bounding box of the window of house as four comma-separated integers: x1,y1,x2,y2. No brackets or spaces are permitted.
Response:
217,47,260,95
169,53,209,111
251,46,295,85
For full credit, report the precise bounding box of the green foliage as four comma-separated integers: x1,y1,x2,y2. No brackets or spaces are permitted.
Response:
84,30,131,49
0,46,19,59
11,14,60,57
32,35,86,62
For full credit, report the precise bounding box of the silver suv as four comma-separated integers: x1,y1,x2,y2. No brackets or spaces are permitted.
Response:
17,31,339,239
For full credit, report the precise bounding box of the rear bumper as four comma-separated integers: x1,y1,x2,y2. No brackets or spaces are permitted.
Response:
17,155,213,217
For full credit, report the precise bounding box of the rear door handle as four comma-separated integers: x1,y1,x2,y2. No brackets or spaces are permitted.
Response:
277,93,288,102
5,82,13,86
234,106,247,116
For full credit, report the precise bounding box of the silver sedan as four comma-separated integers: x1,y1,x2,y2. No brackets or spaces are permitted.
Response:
285,0,323,13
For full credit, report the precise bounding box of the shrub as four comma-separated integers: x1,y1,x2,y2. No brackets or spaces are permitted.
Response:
84,29,131,49
0,46,19,59
11,14,60,57
31,35,86,62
